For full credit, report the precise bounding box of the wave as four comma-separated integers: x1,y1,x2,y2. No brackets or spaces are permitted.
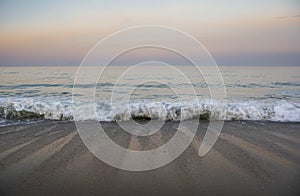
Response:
0,97,299,123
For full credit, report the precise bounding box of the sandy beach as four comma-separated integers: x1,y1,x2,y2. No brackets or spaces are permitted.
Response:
1,0,300,195
0,120,299,195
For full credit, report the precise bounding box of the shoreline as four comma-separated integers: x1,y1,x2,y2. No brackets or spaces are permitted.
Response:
1,118,300,127
0,120,300,195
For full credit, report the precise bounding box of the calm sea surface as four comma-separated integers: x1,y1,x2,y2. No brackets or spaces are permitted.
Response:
0,65,299,123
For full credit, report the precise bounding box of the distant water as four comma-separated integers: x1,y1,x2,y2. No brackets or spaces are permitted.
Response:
0,65,299,124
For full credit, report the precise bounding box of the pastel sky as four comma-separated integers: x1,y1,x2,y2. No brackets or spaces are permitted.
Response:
0,0,300,66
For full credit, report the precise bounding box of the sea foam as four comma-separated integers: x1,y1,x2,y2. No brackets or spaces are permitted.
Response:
0,97,299,122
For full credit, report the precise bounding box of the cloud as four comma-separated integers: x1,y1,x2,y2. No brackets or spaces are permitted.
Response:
277,14,300,19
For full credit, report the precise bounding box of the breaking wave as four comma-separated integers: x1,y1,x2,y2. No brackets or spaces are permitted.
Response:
0,97,299,123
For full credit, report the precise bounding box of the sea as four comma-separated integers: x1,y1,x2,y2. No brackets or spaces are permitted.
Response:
0,65,299,125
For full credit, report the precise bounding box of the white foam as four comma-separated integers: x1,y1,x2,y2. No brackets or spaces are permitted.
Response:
0,97,299,122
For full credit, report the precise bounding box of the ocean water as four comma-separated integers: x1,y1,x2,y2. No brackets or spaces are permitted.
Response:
0,65,299,124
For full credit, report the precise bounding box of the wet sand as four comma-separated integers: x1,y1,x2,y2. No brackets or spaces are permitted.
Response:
0,120,300,195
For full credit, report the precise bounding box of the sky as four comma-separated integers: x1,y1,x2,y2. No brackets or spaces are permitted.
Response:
0,0,300,66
